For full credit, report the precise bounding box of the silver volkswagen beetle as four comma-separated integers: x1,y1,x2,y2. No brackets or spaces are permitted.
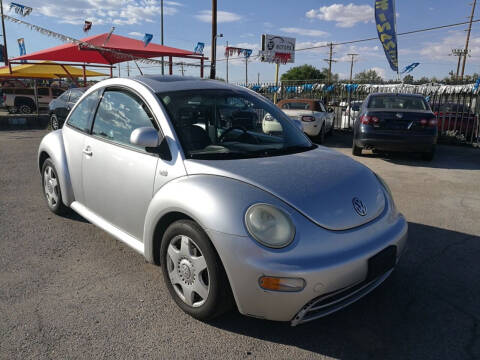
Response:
38,76,407,326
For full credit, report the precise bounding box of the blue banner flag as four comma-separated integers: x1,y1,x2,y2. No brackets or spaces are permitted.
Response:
194,42,205,55
143,33,153,47
400,62,420,74
375,0,398,72
17,38,26,63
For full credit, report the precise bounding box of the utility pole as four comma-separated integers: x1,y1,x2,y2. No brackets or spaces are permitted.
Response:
323,43,337,83
226,40,229,83
210,0,217,79
127,61,130,77
460,0,477,80
451,49,464,79
245,56,248,85
0,0,9,66
348,53,359,83
257,72,260,84
347,54,358,128
161,0,164,75
118,63,121,77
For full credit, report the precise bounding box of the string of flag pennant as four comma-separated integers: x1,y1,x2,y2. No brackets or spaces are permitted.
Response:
225,46,253,58
9,2,32,16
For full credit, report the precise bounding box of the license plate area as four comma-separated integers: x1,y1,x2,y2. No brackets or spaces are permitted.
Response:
367,245,397,281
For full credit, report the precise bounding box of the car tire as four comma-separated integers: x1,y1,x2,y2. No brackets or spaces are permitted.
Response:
19,104,33,114
315,123,326,144
8,106,17,114
50,114,60,130
160,220,233,321
41,159,69,215
352,142,363,156
421,147,435,161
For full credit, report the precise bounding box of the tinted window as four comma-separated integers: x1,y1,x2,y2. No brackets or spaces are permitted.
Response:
57,91,69,102
15,88,34,95
368,96,427,110
67,89,101,132
52,88,64,97
69,89,83,103
38,88,49,96
282,102,310,110
92,90,156,148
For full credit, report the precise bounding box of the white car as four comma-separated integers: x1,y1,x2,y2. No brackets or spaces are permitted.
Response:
341,100,363,129
275,99,334,144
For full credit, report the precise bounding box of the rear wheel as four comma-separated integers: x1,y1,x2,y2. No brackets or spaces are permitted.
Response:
8,106,17,114
352,142,363,156
19,104,33,114
160,220,233,321
314,123,326,144
421,146,435,161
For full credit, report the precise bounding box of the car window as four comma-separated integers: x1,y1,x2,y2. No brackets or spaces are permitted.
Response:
368,96,427,110
56,91,69,102
52,88,64,97
15,88,34,95
69,89,83,103
282,102,310,110
158,89,313,160
67,89,102,133
38,88,49,96
92,89,156,149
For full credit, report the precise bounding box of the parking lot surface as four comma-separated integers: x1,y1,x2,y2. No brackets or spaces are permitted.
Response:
1,130,479,360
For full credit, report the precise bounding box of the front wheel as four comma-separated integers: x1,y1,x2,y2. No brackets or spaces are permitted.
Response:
50,114,60,130
160,220,233,321
41,159,69,215
19,104,33,114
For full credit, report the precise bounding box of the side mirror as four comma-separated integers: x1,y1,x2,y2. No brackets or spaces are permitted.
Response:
293,119,303,131
130,127,162,148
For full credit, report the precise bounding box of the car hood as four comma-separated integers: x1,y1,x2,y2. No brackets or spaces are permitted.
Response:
183,147,385,231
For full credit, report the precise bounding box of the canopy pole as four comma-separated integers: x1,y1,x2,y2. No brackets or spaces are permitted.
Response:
33,79,39,117
134,61,143,75
110,66,113,78
83,64,86,87
60,65,79,87
200,58,204,78
169,56,173,75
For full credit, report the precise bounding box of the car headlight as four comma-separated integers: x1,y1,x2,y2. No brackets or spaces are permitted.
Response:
374,173,397,214
245,204,295,248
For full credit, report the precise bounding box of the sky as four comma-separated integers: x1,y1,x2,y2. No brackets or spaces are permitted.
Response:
1,0,479,82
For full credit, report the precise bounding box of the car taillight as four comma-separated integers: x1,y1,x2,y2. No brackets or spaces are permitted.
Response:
420,119,437,127
301,115,315,122
360,115,379,124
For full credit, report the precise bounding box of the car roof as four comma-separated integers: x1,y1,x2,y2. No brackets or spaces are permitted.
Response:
132,75,243,93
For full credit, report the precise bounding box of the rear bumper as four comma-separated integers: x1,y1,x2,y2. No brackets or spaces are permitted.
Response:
355,132,437,152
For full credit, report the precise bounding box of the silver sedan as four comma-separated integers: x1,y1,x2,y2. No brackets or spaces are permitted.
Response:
38,76,407,326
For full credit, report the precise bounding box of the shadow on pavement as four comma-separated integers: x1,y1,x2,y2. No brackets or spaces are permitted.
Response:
208,222,480,360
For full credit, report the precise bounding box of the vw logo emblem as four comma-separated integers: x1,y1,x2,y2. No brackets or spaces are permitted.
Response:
352,197,367,216
395,113,403,119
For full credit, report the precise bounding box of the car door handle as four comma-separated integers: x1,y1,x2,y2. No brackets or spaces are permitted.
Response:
82,147,93,156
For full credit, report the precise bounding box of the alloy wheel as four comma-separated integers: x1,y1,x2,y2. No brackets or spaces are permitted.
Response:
43,165,59,209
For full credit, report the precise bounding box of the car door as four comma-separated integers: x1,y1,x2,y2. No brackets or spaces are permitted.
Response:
82,88,161,240
62,89,103,204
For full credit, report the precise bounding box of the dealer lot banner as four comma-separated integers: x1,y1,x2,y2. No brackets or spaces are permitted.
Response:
375,0,398,72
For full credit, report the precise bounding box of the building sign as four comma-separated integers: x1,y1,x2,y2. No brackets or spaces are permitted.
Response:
261,34,295,63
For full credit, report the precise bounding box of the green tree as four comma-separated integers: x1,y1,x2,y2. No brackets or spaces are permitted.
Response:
354,69,383,83
403,74,414,84
281,65,329,82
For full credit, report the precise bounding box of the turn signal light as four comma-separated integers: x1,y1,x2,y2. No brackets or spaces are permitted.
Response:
301,115,315,122
259,276,305,292
420,119,437,127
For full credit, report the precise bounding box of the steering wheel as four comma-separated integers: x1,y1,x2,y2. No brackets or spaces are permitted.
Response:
219,126,259,144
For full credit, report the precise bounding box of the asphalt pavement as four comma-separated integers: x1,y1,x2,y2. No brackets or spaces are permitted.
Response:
0,130,479,359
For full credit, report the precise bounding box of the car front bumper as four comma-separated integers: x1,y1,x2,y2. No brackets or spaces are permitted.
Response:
207,200,408,325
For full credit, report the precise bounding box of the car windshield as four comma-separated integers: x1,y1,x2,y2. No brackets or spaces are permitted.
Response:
157,89,314,160
368,96,428,110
